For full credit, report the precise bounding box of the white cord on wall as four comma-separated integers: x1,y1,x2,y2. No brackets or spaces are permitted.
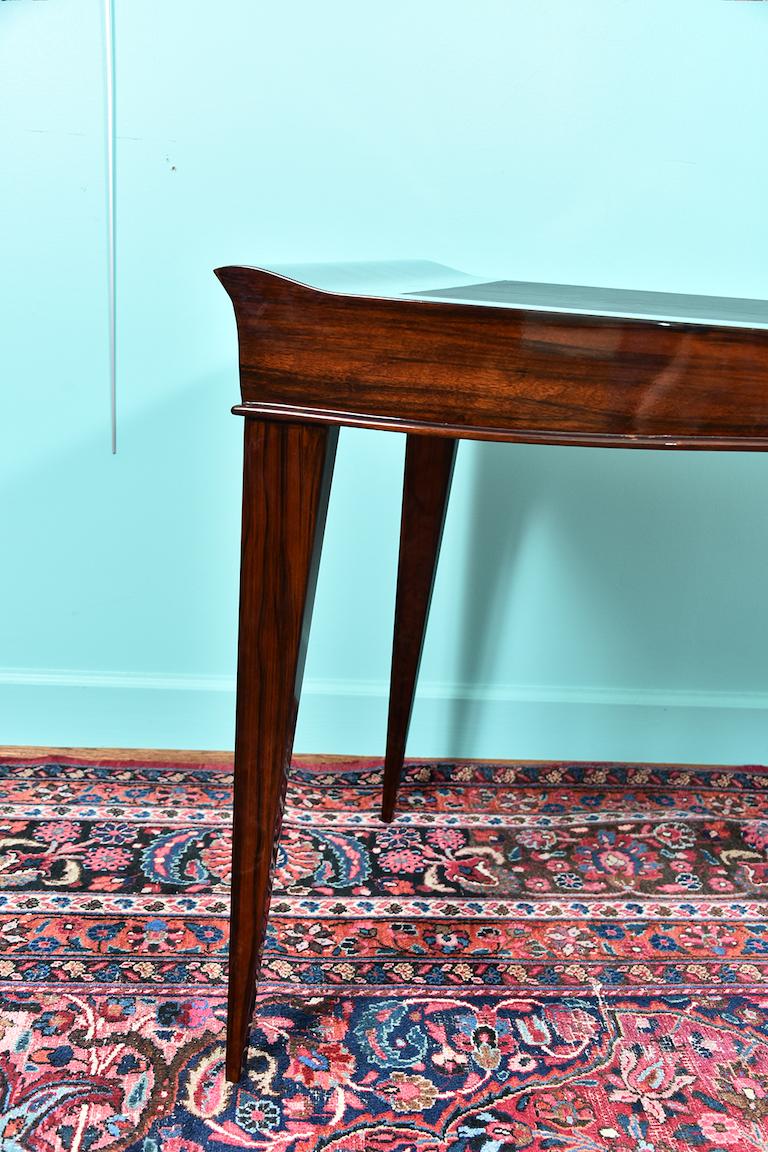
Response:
104,0,117,453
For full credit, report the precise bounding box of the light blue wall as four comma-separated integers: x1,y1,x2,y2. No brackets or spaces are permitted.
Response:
3,1,768,760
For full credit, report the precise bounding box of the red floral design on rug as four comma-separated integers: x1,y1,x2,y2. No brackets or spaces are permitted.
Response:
0,755,767,1150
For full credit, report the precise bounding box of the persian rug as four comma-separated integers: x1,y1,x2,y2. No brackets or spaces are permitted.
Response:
0,752,767,1151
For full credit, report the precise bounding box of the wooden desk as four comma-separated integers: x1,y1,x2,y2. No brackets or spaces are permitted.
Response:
216,260,768,1081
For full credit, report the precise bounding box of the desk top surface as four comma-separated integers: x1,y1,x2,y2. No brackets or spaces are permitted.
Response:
265,260,768,330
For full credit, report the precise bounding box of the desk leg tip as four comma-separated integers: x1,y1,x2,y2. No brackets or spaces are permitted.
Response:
225,1055,244,1083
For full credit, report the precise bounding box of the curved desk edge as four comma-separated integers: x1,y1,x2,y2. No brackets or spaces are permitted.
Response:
217,265,768,449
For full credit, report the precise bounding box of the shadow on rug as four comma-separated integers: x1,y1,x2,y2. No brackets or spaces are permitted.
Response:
0,754,767,1150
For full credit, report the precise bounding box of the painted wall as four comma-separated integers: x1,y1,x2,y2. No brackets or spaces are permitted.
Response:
2,0,768,760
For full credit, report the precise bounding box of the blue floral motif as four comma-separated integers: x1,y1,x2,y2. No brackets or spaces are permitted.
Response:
353,1000,428,1069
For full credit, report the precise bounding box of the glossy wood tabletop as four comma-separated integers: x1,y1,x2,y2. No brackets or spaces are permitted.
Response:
217,260,768,1081
218,263,768,450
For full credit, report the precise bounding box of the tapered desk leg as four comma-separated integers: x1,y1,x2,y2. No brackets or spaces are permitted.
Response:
381,434,458,823
226,418,338,1083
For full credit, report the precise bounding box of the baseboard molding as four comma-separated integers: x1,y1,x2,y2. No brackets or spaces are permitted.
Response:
1,667,767,763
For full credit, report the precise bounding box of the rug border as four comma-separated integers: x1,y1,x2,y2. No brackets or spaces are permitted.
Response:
0,745,767,772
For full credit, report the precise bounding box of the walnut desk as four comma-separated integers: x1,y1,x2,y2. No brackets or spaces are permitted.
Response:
216,259,768,1080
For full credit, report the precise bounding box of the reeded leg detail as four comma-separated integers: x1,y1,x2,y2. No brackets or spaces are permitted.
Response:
381,434,458,822
226,418,338,1082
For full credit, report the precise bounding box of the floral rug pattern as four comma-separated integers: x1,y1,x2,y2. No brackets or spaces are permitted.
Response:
0,754,767,1150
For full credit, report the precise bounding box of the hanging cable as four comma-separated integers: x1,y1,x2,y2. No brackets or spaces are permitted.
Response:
104,0,117,453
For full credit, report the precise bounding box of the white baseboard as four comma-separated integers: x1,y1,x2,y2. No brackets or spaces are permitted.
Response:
0,667,767,764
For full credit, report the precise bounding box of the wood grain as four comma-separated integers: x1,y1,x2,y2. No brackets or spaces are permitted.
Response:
226,417,338,1082
0,746,233,764
218,266,768,450
381,435,458,823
